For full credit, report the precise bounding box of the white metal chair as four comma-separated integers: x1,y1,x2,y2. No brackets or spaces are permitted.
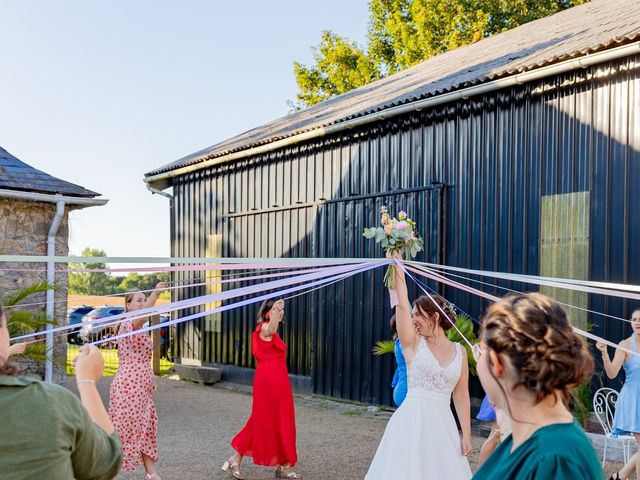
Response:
593,387,636,466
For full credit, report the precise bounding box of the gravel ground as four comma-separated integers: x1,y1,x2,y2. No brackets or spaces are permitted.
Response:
62,376,622,480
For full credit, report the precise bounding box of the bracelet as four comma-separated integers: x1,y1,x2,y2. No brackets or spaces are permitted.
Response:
77,379,96,385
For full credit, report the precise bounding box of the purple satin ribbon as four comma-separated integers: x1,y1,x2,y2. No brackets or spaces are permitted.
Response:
91,261,384,346
12,262,386,342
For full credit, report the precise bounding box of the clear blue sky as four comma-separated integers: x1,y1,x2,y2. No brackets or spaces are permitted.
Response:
0,1,369,261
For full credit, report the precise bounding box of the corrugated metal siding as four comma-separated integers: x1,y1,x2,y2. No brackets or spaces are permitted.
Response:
171,54,640,403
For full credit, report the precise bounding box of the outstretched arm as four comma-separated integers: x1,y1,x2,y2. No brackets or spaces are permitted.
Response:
393,264,417,361
260,300,284,339
132,282,168,330
8,342,27,357
452,348,472,456
597,340,627,379
144,282,168,309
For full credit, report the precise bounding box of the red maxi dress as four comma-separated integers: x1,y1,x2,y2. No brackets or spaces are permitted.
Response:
231,323,298,466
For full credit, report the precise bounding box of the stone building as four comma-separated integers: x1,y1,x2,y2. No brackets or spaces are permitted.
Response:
0,145,107,381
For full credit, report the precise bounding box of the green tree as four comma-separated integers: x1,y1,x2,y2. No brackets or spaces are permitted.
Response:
117,272,169,298
117,272,143,292
68,248,117,295
291,31,381,109
293,0,588,109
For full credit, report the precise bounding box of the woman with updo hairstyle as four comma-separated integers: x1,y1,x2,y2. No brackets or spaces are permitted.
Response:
366,265,472,479
108,282,167,479
472,292,603,479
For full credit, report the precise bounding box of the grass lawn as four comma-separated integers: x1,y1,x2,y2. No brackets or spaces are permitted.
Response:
66,343,174,377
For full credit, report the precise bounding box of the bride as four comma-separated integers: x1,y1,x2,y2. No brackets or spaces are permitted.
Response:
365,264,472,479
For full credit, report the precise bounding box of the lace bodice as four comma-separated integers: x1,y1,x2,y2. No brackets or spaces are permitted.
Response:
407,338,462,395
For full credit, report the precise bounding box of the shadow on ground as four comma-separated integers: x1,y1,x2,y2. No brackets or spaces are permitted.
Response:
61,376,622,480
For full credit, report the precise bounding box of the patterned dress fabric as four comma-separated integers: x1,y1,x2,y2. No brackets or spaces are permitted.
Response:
108,319,158,471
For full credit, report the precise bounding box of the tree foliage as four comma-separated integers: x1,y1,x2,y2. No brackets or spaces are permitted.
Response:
68,248,115,295
68,247,169,297
292,0,588,109
292,31,381,109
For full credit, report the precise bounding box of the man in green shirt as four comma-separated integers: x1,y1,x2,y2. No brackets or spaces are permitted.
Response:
0,302,122,479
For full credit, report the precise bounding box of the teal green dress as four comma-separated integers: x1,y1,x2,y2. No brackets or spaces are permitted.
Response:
473,421,604,480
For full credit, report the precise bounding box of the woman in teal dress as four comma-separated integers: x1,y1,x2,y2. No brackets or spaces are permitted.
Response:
471,293,604,480
597,307,640,480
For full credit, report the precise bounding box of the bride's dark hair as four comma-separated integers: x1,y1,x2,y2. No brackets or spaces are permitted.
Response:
412,295,456,331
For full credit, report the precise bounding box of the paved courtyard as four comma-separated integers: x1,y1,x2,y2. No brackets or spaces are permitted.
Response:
63,376,622,480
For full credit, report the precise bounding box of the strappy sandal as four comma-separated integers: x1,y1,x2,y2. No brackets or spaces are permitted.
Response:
221,457,246,480
144,474,162,480
275,465,303,479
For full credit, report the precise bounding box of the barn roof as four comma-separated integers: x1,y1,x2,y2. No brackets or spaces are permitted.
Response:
0,146,100,197
146,0,640,182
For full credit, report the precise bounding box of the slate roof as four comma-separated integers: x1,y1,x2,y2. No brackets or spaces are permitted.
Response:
0,146,100,197
147,0,640,177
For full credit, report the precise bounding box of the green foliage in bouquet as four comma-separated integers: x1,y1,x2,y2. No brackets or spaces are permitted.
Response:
363,206,424,288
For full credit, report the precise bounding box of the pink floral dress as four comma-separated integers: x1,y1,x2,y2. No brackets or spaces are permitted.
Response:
108,319,158,471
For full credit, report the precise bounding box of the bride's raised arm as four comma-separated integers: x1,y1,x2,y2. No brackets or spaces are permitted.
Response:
392,264,418,360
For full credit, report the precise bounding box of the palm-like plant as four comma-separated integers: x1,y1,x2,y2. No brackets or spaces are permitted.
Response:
372,313,479,375
4,281,56,362
372,339,395,356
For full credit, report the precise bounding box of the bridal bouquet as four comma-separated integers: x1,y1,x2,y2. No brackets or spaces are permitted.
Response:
362,206,423,288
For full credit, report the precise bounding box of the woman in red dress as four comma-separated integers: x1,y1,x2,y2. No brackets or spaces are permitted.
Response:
222,299,302,479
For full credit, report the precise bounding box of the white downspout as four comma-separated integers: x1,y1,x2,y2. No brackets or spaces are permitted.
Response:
0,189,107,383
145,183,173,200
45,198,66,383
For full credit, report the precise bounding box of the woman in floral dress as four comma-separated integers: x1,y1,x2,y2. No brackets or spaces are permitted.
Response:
108,283,166,480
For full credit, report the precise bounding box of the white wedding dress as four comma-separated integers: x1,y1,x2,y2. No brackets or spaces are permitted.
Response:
365,338,472,479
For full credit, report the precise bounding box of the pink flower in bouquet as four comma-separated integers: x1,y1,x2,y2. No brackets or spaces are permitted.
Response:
362,205,424,291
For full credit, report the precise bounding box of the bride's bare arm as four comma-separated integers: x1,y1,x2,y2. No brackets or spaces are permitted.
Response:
452,348,472,456
393,264,417,359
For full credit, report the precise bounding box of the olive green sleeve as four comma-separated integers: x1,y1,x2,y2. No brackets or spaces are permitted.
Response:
68,393,122,480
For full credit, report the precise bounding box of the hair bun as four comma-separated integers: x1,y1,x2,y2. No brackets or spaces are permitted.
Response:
480,292,594,403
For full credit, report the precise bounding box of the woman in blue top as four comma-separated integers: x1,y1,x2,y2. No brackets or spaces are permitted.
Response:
476,395,499,465
389,314,408,407
472,293,603,480
597,307,640,480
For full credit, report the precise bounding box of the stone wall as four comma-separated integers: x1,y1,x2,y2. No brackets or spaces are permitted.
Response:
0,198,70,381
